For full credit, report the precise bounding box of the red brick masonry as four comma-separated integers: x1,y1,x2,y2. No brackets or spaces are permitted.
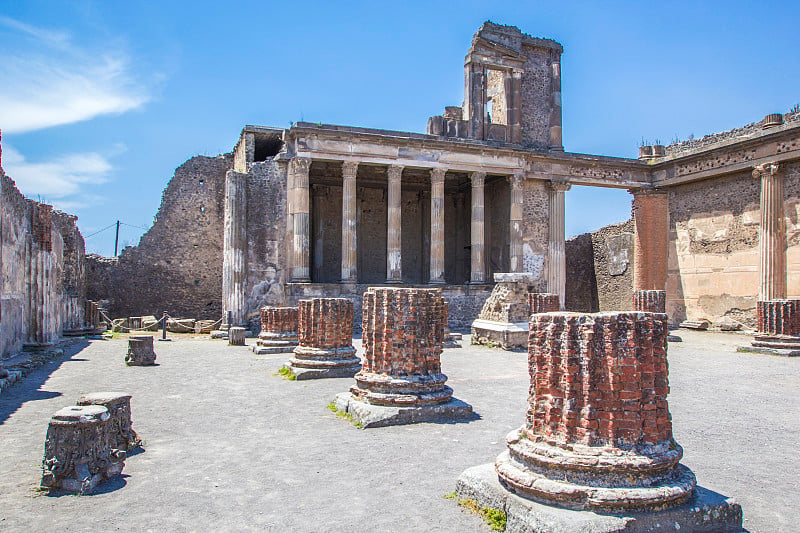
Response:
351,287,453,406
529,292,560,314
290,298,358,371
633,289,667,313
494,312,696,511
756,299,800,336
259,306,299,341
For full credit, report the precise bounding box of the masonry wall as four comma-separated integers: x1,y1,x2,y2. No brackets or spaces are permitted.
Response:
87,154,232,320
1,170,86,359
520,45,556,149
521,179,549,290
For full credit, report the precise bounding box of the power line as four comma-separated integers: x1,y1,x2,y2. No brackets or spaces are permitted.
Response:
83,223,117,239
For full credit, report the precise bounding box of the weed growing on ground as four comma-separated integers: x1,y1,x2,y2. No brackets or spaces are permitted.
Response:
442,491,457,500
276,366,296,380
326,402,363,429
455,497,507,531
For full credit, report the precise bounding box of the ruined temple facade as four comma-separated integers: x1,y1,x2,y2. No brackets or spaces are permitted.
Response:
86,22,800,330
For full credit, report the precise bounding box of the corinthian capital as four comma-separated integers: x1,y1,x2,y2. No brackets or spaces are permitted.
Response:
290,157,311,174
470,171,486,188
342,160,359,179
753,162,781,180
547,179,571,193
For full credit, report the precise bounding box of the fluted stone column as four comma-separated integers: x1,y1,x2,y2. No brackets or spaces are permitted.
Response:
509,172,525,273
430,168,446,284
546,181,570,309
222,170,248,325
754,162,786,301
631,189,669,293
549,53,564,151
341,161,358,282
470,171,486,283
288,157,311,282
387,165,403,283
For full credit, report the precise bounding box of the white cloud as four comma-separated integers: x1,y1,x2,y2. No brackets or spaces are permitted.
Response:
0,16,150,133
2,144,112,200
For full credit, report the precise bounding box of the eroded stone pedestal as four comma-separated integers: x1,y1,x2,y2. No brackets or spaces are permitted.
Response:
456,311,742,531
228,326,247,346
336,287,472,427
739,299,800,356
254,306,299,354
471,273,536,350
77,392,141,452
41,405,125,494
287,298,359,379
125,336,156,366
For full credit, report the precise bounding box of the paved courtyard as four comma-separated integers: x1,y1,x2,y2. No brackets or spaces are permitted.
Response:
0,330,797,532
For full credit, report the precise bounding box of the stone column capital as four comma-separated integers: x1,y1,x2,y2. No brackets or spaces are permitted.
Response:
342,160,359,179
470,171,486,188
753,162,781,179
508,171,525,189
387,164,404,181
431,167,447,184
290,157,311,173
547,180,571,193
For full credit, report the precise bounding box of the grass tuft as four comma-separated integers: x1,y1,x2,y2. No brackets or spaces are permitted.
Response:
326,402,363,429
442,491,457,500
452,496,507,531
276,366,296,380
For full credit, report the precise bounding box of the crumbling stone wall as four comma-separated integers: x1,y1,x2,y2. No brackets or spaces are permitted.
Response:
565,219,633,313
87,154,232,319
521,179,549,289
1,170,87,359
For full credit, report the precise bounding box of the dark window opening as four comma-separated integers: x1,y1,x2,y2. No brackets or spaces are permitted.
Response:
254,134,283,162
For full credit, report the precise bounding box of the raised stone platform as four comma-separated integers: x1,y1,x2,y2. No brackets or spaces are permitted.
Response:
471,273,537,351
470,319,528,350
334,392,473,428
456,463,743,533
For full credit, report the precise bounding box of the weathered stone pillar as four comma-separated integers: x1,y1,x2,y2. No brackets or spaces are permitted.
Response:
228,326,246,346
387,165,403,283
506,69,523,144
496,312,695,510
254,306,299,354
312,185,326,281
77,392,141,452
509,171,525,273
341,161,359,282
470,171,486,283
633,289,667,313
287,298,359,379
529,292,559,314
27,203,56,347
549,53,564,151
754,163,786,301
125,336,156,366
288,157,311,282
430,168,447,284
465,62,486,140
546,181,570,309
41,405,125,494
631,188,669,292
334,287,472,427
222,170,248,325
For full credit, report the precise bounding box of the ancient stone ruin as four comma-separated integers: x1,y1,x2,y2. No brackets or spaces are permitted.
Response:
334,287,472,427
529,292,560,314
457,311,743,531
41,405,126,494
228,326,246,346
125,336,157,366
633,289,667,313
77,392,141,452
286,298,359,379
253,306,299,354
739,299,800,356
471,273,537,350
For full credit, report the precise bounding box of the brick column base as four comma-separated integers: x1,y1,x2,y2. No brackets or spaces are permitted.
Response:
255,307,299,354
529,292,560,314
633,289,666,313
287,298,359,379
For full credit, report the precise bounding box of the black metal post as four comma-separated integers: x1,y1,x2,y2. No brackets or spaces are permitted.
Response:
162,311,168,340
114,220,120,256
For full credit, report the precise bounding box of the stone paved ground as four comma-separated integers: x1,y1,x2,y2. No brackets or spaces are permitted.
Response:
0,330,796,532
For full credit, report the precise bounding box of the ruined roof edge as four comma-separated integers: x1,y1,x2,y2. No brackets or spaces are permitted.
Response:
478,21,563,53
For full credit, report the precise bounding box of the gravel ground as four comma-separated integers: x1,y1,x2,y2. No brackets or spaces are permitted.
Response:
0,330,796,532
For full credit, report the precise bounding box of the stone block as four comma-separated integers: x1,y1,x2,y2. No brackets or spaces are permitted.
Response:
77,392,141,452
125,336,156,366
228,327,247,346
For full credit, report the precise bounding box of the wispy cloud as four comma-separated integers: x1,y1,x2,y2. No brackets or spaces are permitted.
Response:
0,16,150,133
2,144,113,203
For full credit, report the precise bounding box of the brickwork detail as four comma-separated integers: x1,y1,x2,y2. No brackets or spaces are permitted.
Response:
290,298,358,371
259,306,299,341
351,287,452,406
494,312,696,511
529,292,559,314
633,290,667,313
756,299,800,336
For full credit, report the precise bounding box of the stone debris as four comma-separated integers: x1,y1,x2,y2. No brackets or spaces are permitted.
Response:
287,298,359,379
679,320,710,330
471,273,537,350
77,392,142,452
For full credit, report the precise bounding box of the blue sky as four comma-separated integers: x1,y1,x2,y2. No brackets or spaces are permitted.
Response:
1,1,798,256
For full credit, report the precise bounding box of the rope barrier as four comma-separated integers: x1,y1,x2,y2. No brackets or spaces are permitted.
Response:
98,310,224,333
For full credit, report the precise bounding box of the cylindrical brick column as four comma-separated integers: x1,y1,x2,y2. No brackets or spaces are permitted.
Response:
387,165,403,283
41,405,125,494
341,161,359,282
756,299,800,337
470,171,486,283
430,168,446,284
547,181,570,309
288,157,311,282
509,172,525,273
495,312,696,511
222,170,248,324
753,163,786,301
633,289,667,313
352,287,452,406
126,336,156,366
289,298,359,377
256,306,299,353
529,292,560,314
77,392,141,452
631,189,669,293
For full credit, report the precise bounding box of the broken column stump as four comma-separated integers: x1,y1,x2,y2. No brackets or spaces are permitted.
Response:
286,298,360,379
456,311,742,532
253,306,299,354
529,292,560,314
228,326,247,346
77,392,141,452
738,299,800,356
40,405,126,494
125,336,156,366
334,287,472,428
471,273,536,350
633,289,667,313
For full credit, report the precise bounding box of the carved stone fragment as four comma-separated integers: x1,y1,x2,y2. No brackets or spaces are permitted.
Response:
126,336,156,366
